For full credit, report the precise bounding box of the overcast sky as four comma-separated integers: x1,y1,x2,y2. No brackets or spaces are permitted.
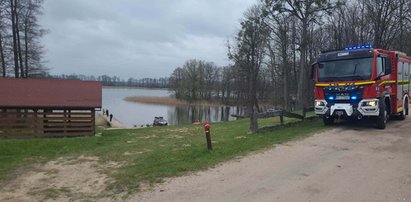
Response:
39,0,256,79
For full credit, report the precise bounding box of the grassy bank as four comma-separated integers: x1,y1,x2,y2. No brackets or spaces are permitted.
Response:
0,117,326,195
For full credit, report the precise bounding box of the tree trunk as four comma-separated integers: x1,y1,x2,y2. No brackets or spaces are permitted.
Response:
292,18,297,97
281,29,288,110
297,20,308,110
398,0,404,51
250,106,258,133
24,18,29,77
249,62,259,132
16,4,25,78
0,32,6,77
283,63,288,110
10,0,19,78
249,73,258,133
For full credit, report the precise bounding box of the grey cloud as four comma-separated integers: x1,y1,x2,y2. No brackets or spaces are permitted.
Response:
40,0,256,78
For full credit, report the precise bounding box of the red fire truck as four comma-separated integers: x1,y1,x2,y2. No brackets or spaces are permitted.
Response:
312,45,411,129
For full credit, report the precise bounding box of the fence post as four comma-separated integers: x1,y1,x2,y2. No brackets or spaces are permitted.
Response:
302,107,307,122
204,122,212,150
280,110,284,125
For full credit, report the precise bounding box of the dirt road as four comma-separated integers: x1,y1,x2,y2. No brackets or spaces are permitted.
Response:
134,119,411,202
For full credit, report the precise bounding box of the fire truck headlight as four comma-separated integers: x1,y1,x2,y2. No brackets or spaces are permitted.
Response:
363,101,377,107
315,101,325,107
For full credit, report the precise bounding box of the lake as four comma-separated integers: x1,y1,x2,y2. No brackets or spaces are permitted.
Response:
102,87,244,127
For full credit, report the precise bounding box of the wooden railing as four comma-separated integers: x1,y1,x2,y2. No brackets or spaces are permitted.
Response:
0,108,95,138
256,107,316,132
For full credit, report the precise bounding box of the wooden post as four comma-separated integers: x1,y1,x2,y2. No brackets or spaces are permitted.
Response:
280,110,284,125
302,107,306,122
0,108,4,137
204,122,212,150
91,109,95,136
34,109,38,135
63,109,67,134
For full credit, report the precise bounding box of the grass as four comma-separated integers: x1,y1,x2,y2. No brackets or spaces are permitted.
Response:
31,187,72,200
0,117,326,195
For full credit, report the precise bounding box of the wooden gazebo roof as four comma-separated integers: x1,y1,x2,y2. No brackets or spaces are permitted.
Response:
0,78,102,108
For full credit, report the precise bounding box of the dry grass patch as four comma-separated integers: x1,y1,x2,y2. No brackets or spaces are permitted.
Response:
0,156,121,201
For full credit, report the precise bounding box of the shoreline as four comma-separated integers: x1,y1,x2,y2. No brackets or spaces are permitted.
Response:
95,113,127,128
124,96,225,107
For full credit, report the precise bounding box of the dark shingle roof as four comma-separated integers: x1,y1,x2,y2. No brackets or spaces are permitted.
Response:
0,78,102,108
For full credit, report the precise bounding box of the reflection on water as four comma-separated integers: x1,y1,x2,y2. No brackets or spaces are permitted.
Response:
167,105,245,125
102,87,246,127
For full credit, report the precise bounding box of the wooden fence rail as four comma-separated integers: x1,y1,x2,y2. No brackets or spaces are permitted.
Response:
0,108,95,138
256,107,316,132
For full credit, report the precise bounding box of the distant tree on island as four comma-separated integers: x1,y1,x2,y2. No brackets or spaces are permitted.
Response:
169,59,219,101
169,58,265,106
0,0,48,78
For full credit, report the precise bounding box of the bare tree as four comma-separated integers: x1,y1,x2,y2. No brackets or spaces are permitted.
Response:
3,0,46,78
263,0,341,108
10,0,20,78
263,10,292,110
15,0,25,77
202,62,219,100
229,5,270,132
20,0,47,77
168,59,221,101
169,67,184,98
0,1,7,77
0,31,5,77
364,0,402,48
219,66,233,103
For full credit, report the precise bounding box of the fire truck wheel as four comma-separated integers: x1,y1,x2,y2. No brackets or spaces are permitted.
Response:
398,100,408,120
376,104,387,129
398,110,406,120
323,116,334,125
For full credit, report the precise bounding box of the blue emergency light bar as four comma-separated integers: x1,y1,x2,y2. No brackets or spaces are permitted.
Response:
344,44,372,51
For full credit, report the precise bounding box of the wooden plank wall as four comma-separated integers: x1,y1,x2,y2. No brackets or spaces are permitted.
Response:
0,108,95,138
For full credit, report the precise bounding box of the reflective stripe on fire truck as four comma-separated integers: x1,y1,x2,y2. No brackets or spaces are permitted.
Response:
355,81,377,85
315,84,332,87
315,81,376,87
397,80,410,85
378,80,396,86
316,80,404,87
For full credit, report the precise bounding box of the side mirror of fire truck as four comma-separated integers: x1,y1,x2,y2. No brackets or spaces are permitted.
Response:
376,71,384,80
310,62,317,80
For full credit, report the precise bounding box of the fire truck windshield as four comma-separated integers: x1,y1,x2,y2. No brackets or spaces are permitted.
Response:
318,57,373,82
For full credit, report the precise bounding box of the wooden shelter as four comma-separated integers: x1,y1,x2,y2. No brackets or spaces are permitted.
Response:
0,78,102,138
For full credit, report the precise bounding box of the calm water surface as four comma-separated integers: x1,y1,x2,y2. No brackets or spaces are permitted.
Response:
102,87,243,127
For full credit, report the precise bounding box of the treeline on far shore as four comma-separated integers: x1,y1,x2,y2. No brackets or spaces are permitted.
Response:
47,74,170,89
168,59,290,108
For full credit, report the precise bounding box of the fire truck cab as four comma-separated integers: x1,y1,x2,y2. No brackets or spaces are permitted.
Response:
312,45,411,129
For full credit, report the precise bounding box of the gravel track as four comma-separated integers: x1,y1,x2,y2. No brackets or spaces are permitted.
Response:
134,119,411,202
